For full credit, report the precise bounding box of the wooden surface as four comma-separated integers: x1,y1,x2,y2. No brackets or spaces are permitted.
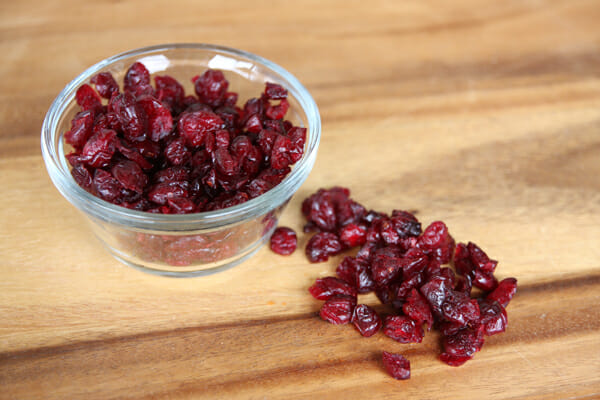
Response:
1,0,600,398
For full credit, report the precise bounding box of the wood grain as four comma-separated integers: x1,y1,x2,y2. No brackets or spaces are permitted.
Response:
1,0,600,399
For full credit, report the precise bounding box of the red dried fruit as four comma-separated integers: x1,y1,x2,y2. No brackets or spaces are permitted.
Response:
339,223,367,247
111,160,148,193
64,110,95,149
270,227,297,255
336,256,376,294
109,93,147,142
382,351,410,380
75,84,102,112
383,315,424,343
351,304,381,337
309,277,357,300
403,288,434,329
440,325,485,366
305,232,344,263
478,299,508,336
81,129,116,168
137,95,173,142
264,82,288,100
154,75,184,110
124,61,153,97
194,69,229,108
178,110,224,148
91,72,119,99
319,296,356,325
486,277,518,308
93,169,122,202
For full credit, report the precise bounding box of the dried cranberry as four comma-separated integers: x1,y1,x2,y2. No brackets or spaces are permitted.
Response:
486,277,517,308
478,299,508,336
194,69,229,108
336,256,376,294
264,82,288,100
351,304,381,337
111,160,148,193
137,95,173,142
93,169,122,202
383,315,424,343
65,110,95,149
339,223,367,247
305,232,343,263
319,296,356,325
91,72,120,99
178,110,224,147
269,227,297,255
309,277,357,300
124,62,153,97
402,288,434,329
440,325,485,366
81,129,116,168
382,351,410,380
75,84,102,112
109,93,147,141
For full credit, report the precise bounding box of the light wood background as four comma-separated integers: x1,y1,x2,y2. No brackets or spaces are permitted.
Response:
1,0,600,398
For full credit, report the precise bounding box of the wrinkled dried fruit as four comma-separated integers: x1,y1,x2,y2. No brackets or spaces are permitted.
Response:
351,304,381,337
309,277,357,300
270,227,297,255
319,296,356,325
305,232,343,263
382,351,410,380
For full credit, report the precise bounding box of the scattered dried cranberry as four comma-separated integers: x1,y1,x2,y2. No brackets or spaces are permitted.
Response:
309,277,357,300
269,226,297,255
304,187,517,379
319,296,356,325
351,304,381,337
381,351,410,380
305,232,343,263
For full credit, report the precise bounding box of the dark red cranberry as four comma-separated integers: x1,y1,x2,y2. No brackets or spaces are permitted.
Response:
124,62,153,97
270,227,297,255
351,304,381,337
65,110,95,149
478,300,508,336
75,84,102,112
111,160,148,193
339,223,367,247
440,325,485,366
319,296,356,325
178,110,224,148
336,256,376,294
109,93,147,142
382,351,410,380
309,277,357,300
264,82,288,100
154,75,185,110
486,277,517,308
93,169,122,202
91,72,120,99
193,69,229,108
81,129,116,168
137,95,173,142
402,288,434,329
383,315,424,343
305,232,343,263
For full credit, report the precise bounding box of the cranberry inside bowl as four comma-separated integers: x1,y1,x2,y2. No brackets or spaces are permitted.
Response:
41,43,321,277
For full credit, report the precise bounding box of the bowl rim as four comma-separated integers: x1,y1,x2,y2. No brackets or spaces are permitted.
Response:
41,43,321,231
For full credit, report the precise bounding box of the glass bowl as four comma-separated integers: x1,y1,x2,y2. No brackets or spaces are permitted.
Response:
41,43,321,277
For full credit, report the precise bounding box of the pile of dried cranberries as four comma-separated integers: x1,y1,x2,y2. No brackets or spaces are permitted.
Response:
294,187,517,379
65,62,305,213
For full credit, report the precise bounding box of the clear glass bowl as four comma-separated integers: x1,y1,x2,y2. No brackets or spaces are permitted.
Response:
41,43,321,277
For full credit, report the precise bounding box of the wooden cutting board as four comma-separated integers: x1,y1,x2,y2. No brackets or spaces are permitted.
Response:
1,0,599,398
